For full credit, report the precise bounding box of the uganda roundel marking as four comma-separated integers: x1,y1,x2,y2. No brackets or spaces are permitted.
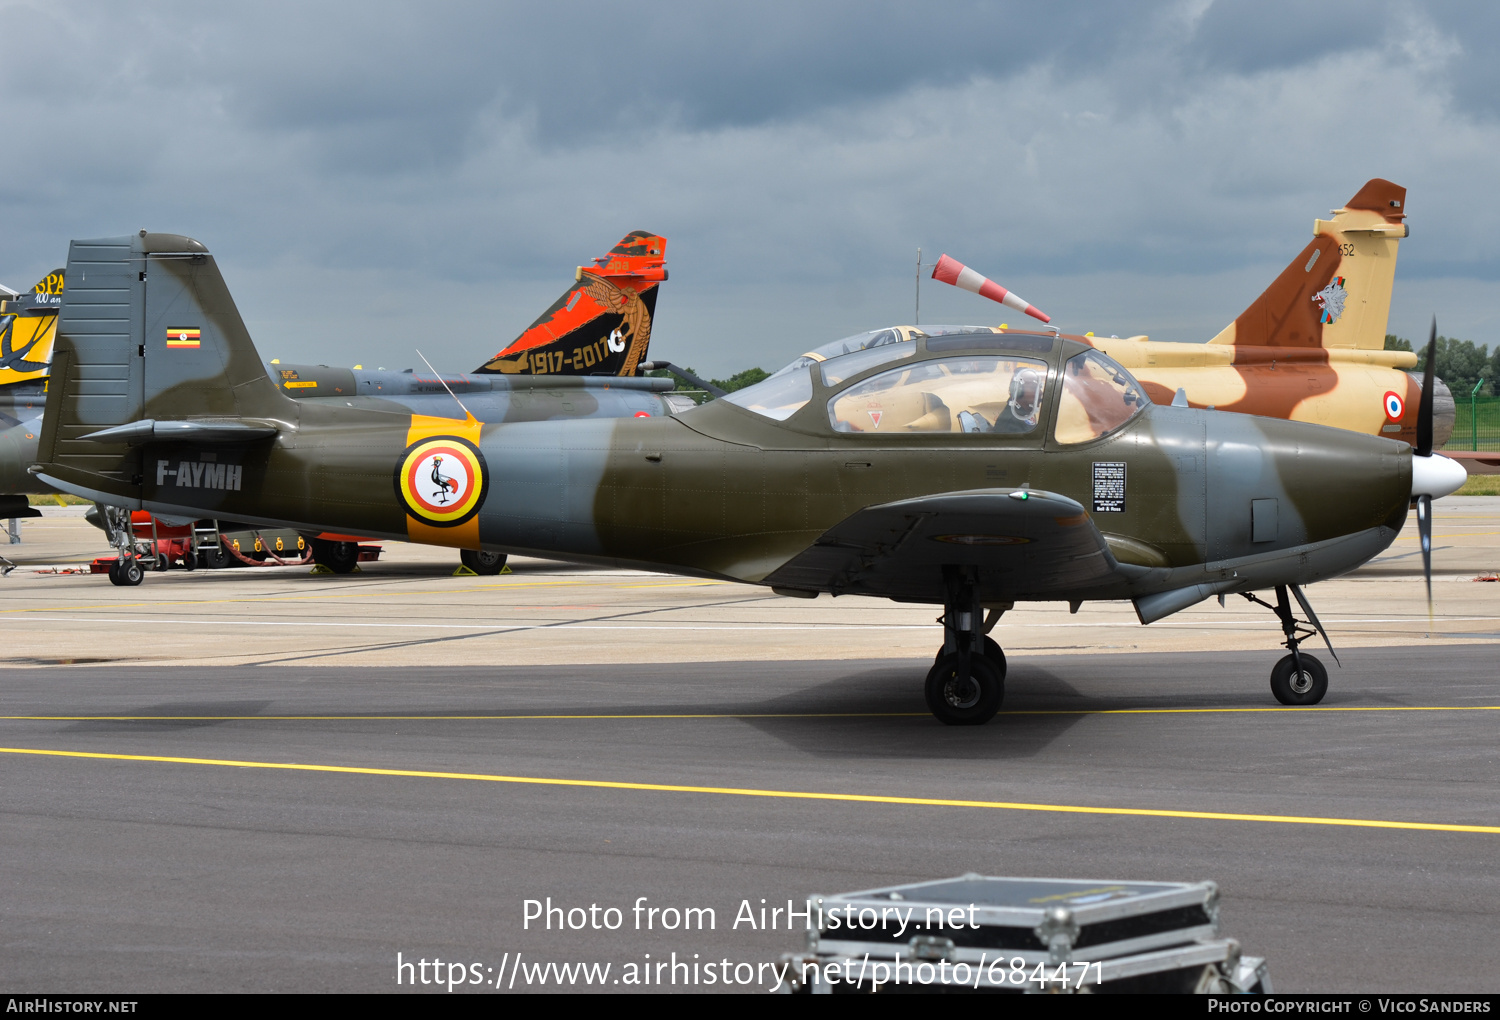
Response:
1383,391,1404,421
395,436,488,527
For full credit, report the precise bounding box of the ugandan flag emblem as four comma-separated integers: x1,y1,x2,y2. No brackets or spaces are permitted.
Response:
166,327,201,348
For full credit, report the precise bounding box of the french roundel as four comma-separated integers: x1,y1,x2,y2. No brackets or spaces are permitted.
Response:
1383,391,1405,421
394,436,488,527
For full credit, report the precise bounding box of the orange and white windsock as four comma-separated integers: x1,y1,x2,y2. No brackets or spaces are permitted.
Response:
931,254,1050,323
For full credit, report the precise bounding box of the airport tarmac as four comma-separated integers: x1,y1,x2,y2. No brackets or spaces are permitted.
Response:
0,499,1497,668
1,501,1498,992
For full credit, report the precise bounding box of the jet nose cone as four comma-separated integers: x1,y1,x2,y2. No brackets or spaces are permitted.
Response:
1411,453,1468,499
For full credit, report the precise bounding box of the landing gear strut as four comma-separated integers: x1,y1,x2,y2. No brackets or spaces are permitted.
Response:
1241,584,1338,706
925,568,1007,725
101,505,144,587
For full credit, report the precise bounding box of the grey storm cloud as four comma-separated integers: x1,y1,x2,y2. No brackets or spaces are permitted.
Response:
0,0,1497,374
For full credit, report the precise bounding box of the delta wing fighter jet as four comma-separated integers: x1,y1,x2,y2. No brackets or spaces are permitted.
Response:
34,232,1468,723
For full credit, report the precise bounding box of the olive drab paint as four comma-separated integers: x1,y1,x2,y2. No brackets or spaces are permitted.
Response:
36,232,1414,629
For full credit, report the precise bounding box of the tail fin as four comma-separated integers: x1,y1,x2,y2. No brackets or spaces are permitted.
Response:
36,233,291,502
1208,179,1407,350
474,230,666,376
0,268,66,384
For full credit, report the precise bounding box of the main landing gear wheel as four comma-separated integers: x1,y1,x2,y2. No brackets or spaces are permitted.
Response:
925,652,1005,726
1270,653,1327,706
311,538,360,574
935,636,1004,672
108,558,144,587
460,549,508,576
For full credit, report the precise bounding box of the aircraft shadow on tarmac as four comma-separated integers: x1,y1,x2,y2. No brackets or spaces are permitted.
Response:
731,663,1095,761
60,699,275,732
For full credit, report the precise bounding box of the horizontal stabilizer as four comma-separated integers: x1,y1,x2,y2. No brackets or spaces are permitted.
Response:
79,419,279,445
762,488,1123,601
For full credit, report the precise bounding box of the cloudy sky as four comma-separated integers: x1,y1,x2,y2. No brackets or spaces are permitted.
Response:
2,0,1497,375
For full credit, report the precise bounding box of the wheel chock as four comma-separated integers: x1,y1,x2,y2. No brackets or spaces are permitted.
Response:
453,564,478,576
310,563,334,574
499,564,513,574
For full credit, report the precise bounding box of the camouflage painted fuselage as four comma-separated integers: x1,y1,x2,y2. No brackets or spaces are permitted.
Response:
36,235,1412,615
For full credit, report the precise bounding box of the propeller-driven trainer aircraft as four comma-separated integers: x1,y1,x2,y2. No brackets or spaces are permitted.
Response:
32,232,1467,722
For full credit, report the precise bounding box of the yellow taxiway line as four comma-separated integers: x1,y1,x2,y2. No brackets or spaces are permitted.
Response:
3,705,1499,721
0,745,1494,835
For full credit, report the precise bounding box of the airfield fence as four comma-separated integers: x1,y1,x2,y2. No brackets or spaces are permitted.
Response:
1449,395,1500,451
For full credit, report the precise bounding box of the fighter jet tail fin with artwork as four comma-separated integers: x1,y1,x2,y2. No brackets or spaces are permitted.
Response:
0,268,66,385
474,231,667,378
1207,178,1407,351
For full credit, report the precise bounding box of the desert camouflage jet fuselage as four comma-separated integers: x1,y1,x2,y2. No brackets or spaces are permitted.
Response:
34,233,1466,722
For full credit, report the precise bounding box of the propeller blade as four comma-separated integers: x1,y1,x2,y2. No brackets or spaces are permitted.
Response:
1416,318,1436,458
1418,492,1433,624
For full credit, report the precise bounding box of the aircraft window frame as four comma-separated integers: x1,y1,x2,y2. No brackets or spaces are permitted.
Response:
826,354,1051,436
765,327,908,382
1052,349,1148,445
925,332,1055,354
819,343,914,387
721,364,813,421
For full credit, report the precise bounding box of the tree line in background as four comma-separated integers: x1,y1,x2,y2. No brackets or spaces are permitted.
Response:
647,365,770,401
1385,334,1498,398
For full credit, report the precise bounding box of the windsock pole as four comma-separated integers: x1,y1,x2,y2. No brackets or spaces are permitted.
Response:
931,254,1050,324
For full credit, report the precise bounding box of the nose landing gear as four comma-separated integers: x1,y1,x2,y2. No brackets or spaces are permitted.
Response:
1240,584,1338,705
925,569,1008,725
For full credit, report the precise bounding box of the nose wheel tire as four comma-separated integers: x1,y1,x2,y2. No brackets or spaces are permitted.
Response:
1270,653,1327,705
925,651,1005,725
